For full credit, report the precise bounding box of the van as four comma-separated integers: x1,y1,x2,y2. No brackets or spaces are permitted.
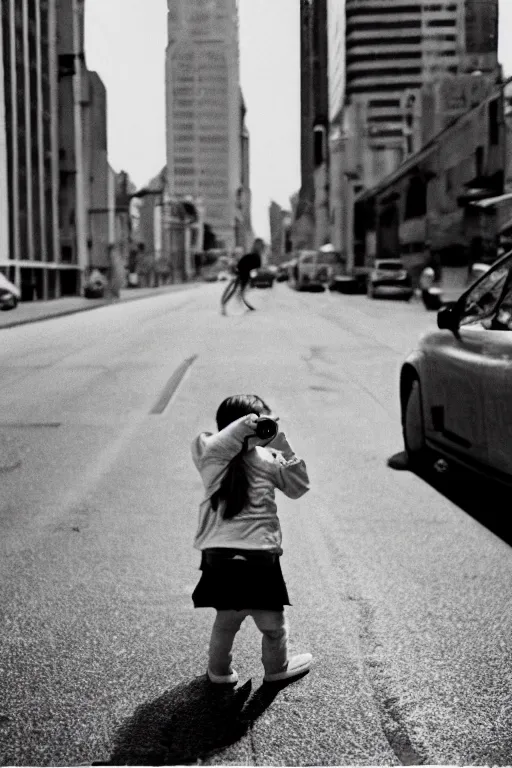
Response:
292,248,344,291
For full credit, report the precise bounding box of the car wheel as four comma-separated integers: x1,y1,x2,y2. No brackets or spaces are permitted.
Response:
403,379,427,464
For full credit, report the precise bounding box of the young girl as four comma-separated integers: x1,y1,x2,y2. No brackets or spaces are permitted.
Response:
191,394,312,684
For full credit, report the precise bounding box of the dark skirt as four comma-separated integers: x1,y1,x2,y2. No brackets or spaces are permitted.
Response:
192,548,291,611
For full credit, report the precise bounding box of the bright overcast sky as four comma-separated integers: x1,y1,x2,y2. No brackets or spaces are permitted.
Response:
85,0,512,241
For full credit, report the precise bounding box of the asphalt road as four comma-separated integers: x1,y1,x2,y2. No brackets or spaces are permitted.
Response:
1,283,511,766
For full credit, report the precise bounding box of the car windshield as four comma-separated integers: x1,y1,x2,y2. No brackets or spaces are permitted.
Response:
318,253,342,265
376,262,404,271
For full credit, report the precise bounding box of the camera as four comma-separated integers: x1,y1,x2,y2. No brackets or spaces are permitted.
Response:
255,417,279,440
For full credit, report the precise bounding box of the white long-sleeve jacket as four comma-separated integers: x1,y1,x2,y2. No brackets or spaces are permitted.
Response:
191,415,310,553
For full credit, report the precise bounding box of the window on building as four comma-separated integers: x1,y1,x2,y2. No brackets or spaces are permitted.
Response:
404,177,427,219
346,4,419,15
346,20,421,32
426,18,457,27
489,99,499,146
347,35,422,48
445,167,455,196
368,99,401,108
475,146,484,177
351,67,422,79
314,125,326,167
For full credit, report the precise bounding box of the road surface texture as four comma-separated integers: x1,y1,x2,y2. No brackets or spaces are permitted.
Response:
1,283,511,766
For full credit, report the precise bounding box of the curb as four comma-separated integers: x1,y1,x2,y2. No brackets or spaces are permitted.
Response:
0,282,202,331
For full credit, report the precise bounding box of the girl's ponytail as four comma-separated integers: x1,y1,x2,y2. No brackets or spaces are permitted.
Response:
211,438,249,520
211,395,270,520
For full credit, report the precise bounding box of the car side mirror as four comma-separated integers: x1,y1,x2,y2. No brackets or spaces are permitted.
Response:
437,302,459,333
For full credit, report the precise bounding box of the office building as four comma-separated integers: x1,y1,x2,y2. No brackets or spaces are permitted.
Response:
166,0,240,250
344,0,499,187
0,0,61,299
295,0,330,248
235,88,252,250
57,0,89,296
83,70,110,275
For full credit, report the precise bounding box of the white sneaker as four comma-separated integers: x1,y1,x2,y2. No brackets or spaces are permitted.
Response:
263,653,313,683
207,668,238,684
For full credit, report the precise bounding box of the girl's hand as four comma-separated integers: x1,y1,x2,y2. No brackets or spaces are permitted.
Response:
267,430,294,457
243,413,259,430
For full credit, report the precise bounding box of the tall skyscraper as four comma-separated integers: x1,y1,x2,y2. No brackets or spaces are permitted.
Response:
344,0,499,186
296,0,329,248
166,0,240,250
0,0,61,299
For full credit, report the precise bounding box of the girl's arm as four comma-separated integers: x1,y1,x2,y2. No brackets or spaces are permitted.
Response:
192,414,259,468
269,433,310,499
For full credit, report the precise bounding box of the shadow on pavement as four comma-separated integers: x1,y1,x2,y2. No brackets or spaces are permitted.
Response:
98,674,290,766
388,451,512,548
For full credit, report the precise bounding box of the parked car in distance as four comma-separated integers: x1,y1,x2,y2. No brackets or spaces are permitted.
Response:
250,267,275,288
0,272,20,311
400,248,512,484
276,264,290,282
367,259,413,300
292,247,344,291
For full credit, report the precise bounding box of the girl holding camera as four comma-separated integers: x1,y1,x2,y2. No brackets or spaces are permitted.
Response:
191,394,312,684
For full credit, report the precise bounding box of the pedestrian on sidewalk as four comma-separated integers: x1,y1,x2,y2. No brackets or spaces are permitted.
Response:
191,394,313,685
220,239,264,315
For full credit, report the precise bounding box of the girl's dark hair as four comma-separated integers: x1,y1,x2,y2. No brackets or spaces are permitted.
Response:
211,394,270,520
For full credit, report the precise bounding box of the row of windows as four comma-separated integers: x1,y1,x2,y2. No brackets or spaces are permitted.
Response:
347,35,421,47
347,51,422,63
348,82,422,93
347,20,422,32
426,18,457,27
368,98,401,108
350,67,422,79
346,4,420,16
423,33,457,41
368,114,403,123
424,3,457,10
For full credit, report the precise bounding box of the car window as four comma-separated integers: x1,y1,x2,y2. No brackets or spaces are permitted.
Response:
459,257,512,327
376,262,403,270
300,255,315,265
318,253,342,265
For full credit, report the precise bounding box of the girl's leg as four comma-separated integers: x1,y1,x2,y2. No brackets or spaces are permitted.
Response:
250,610,288,676
208,609,247,676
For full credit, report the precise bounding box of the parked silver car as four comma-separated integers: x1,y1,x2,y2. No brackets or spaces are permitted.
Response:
401,249,512,483
0,272,20,311
368,259,413,300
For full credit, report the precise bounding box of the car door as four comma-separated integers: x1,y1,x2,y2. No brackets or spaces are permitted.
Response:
421,256,512,466
475,260,512,477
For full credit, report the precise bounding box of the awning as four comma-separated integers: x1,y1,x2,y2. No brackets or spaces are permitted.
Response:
499,215,512,234
469,192,512,209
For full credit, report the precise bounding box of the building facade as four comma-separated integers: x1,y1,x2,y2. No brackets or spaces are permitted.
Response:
328,0,500,272
0,0,62,299
344,0,499,189
294,0,315,249
83,70,110,276
353,85,506,287
166,0,240,251
57,0,89,297
269,201,292,265
235,89,252,251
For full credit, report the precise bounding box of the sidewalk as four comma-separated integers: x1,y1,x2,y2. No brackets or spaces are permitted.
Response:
0,282,202,331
